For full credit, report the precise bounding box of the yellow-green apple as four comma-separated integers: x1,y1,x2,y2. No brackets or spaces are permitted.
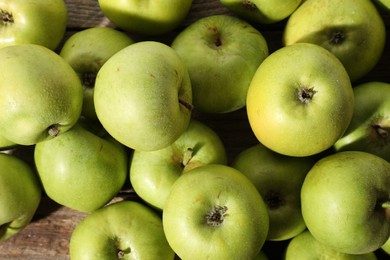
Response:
69,200,175,259
301,151,390,254
162,164,269,259
283,0,386,82
0,44,83,145
334,82,390,162
34,122,128,213
97,0,193,35
285,230,378,260
231,143,316,241
0,0,67,50
373,0,390,13
219,0,302,24
246,43,354,157
130,119,227,210
60,27,135,121
381,237,390,255
0,134,16,150
171,14,268,113
0,153,41,240
94,41,193,151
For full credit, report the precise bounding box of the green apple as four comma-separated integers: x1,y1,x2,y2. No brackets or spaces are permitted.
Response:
381,237,390,255
97,0,193,35
163,164,269,259
0,153,41,241
285,230,378,260
171,14,268,113
373,0,390,13
60,27,135,121
219,0,302,24
283,0,386,82
130,119,228,210
0,44,83,145
301,151,390,254
246,43,354,157
0,0,67,50
0,134,16,150
69,200,175,259
34,122,128,213
334,82,390,162
231,143,316,241
94,41,193,151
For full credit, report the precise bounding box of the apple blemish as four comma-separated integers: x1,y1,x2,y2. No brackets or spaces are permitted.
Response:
206,205,228,227
0,9,13,24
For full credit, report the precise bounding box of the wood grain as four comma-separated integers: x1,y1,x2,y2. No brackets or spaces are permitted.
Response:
1,0,390,259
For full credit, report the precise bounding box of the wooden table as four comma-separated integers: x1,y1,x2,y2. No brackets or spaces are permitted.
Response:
1,0,390,259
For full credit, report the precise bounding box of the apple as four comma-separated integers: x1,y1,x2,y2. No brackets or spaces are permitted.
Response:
0,153,41,241
171,14,269,113
130,119,228,210
34,122,128,213
283,0,386,82
231,143,316,241
163,164,269,259
0,0,67,50
0,44,83,146
97,0,193,35
0,134,16,150
219,0,302,24
334,81,390,162
301,151,390,254
69,200,175,259
285,230,378,260
373,0,390,13
381,237,390,255
246,43,354,157
60,27,135,121
94,41,193,151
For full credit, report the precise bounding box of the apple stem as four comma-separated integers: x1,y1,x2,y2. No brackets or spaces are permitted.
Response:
182,147,193,167
381,201,390,209
179,98,193,112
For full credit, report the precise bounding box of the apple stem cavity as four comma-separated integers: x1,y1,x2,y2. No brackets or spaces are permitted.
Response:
181,147,193,167
206,205,228,227
329,30,346,45
297,87,317,104
82,71,97,88
48,124,60,137
0,9,14,24
264,191,285,209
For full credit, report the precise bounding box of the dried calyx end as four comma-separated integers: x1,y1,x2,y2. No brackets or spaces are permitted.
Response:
82,71,97,88
206,205,228,227
241,0,257,11
116,245,130,258
297,87,317,104
1,9,14,24
48,124,60,137
329,30,346,45
264,191,285,209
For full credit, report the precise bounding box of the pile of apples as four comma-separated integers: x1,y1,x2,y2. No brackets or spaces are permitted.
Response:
1,0,390,259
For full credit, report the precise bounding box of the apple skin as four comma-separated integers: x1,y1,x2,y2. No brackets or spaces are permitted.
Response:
130,119,228,210
94,41,193,151
373,0,390,13
0,44,83,146
0,0,67,50
301,151,390,254
34,122,128,213
97,0,193,35
171,14,269,113
163,164,269,259
60,27,135,121
69,200,175,260
231,143,316,241
381,237,390,255
283,0,386,82
334,82,390,162
246,43,354,157
0,134,16,150
0,153,41,241
285,230,378,260
219,0,302,24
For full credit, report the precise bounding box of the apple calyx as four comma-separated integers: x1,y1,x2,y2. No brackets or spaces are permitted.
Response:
329,30,346,45
48,124,60,137
0,9,14,25
82,72,96,88
117,247,131,259
297,87,317,104
264,191,285,210
181,147,193,167
206,205,228,227
241,0,257,11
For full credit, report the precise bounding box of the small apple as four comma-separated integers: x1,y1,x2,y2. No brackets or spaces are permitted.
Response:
285,230,378,260
97,0,193,35
0,0,67,50
334,81,390,162
130,119,228,210
94,41,193,151
69,200,175,259
60,27,135,121
0,44,83,145
231,143,316,241
0,153,41,241
246,43,354,157
301,151,390,254
283,0,386,81
171,14,269,113
163,164,269,259
219,0,302,24
34,122,128,213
